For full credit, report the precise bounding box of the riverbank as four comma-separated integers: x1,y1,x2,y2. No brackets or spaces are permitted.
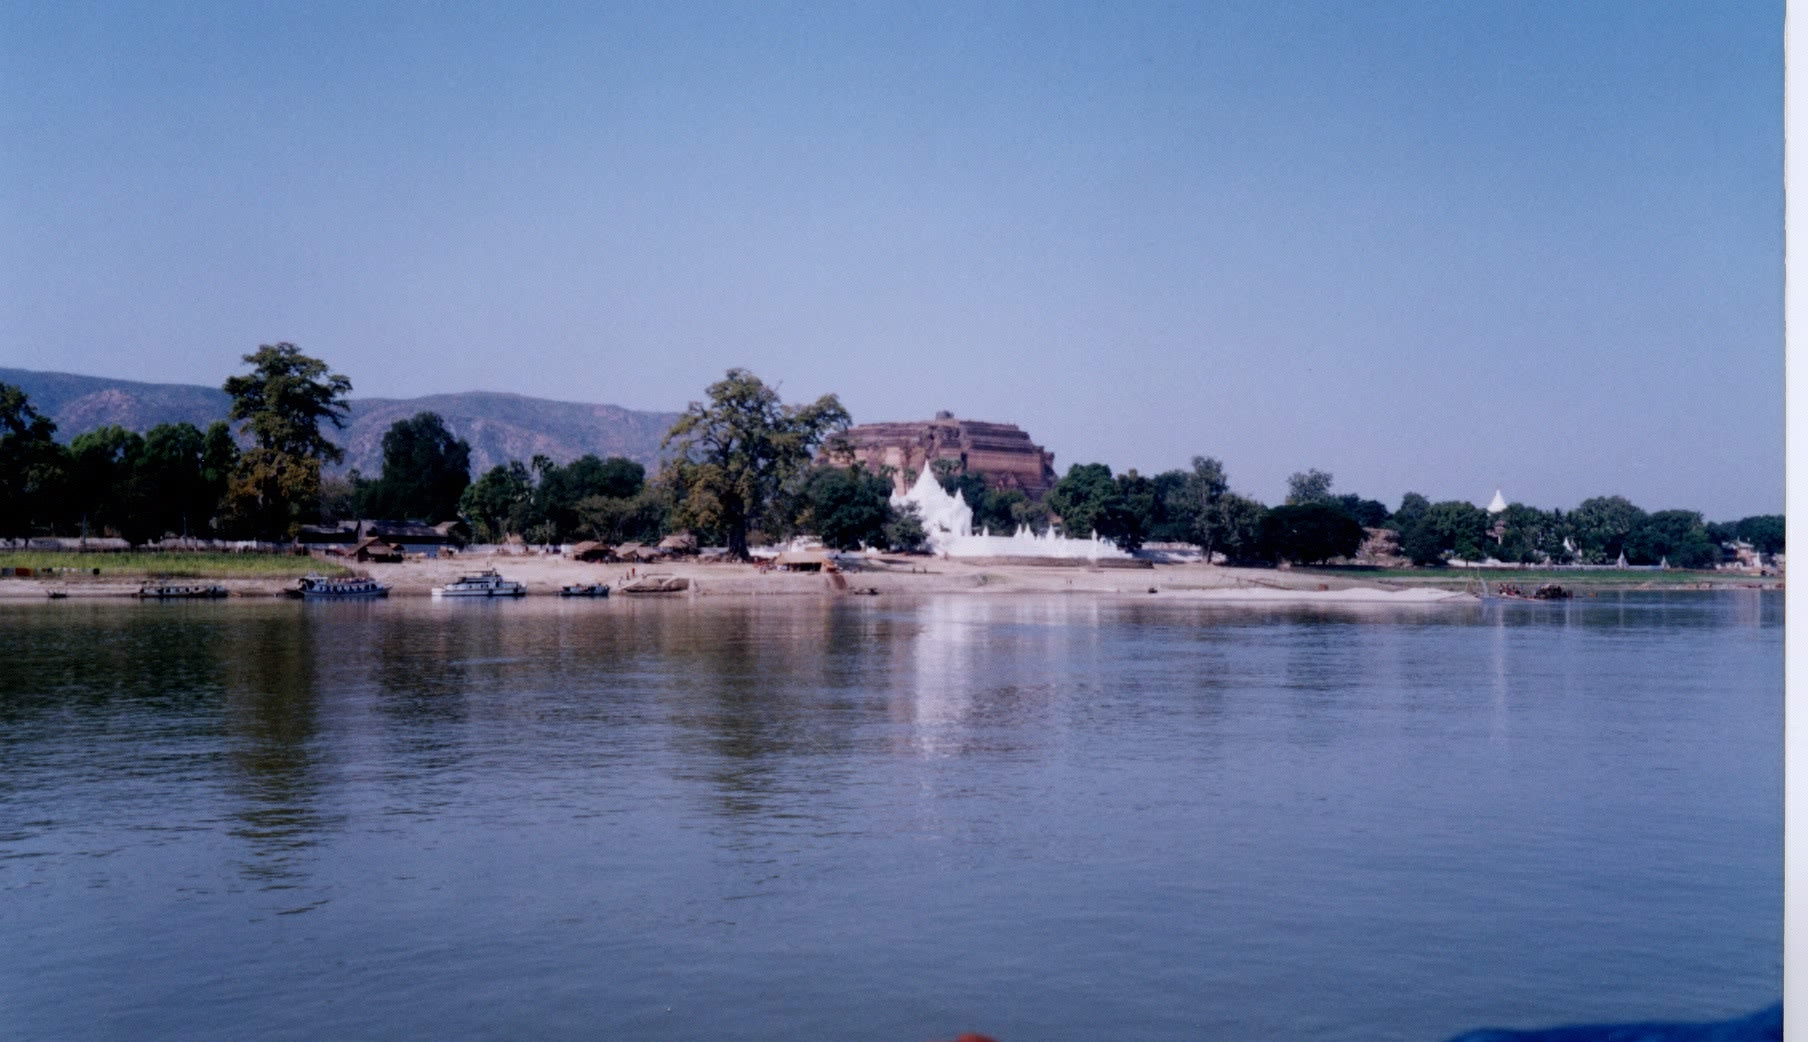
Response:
0,551,1777,602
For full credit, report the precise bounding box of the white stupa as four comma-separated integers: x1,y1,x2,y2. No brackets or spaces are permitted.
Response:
1486,489,1508,514
891,467,1130,560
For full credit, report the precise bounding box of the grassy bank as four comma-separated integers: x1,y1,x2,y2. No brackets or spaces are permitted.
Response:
0,552,350,579
1294,565,1778,589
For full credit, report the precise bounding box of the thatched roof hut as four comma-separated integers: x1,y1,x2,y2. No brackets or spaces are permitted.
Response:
346,537,404,563
568,540,613,562
773,550,833,572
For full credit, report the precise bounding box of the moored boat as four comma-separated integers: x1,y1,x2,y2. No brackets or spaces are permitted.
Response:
560,582,610,597
293,573,390,599
138,581,228,599
431,569,527,598
617,574,689,594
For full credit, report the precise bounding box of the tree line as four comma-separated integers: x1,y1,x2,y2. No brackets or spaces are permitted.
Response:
0,349,1784,567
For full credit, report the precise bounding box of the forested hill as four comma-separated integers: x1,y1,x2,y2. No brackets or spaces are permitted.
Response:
0,368,680,475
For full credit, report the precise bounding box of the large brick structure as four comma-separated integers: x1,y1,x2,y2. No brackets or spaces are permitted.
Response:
827,412,1058,498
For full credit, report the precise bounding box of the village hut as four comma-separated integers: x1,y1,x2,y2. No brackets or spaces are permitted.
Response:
657,533,699,556
568,541,614,562
612,542,667,562
773,550,834,572
345,537,404,563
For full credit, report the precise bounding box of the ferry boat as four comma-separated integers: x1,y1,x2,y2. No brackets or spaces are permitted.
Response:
138,581,228,599
617,574,689,594
431,569,527,598
293,574,390,599
559,582,610,597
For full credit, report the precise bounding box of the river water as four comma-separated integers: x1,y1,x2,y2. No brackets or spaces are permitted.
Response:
0,591,1781,1041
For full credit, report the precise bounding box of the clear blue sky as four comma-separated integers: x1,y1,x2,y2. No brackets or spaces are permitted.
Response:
1,1,1783,518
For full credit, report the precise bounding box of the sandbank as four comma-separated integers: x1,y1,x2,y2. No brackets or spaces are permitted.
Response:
1,553,1475,605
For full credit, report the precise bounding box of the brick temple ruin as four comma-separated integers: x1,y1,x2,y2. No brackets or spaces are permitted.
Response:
826,412,1059,498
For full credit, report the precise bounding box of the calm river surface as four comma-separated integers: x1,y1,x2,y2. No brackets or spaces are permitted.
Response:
0,591,1781,1041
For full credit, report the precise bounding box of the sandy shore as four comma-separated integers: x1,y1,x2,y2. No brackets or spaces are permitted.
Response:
2,553,1475,604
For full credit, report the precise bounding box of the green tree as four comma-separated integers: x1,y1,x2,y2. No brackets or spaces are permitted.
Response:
1285,468,1335,505
661,369,849,559
1157,456,1233,556
1109,470,1157,551
355,412,472,522
1626,509,1721,569
1212,493,1268,563
0,384,70,538
141,422,234,539
459,461,535,543
1389,492,1431,533
67,425,147,541
798,464,894,551
1735,515,1784,555
1400,500,1490,566
1047,463,1130,544
1334,493,1390,528
1570,495,1647,564
221,343,352,539
1258,501,1365,564
1492,503,1569,565
574,488,670,545
1145,469,1194,544
884,502,929,552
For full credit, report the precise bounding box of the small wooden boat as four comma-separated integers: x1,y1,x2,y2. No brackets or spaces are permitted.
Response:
138,581,228,599
432,569,526,598
617,574,689,594
560,582,610,597
1493,581,1571,601
293,574,390,599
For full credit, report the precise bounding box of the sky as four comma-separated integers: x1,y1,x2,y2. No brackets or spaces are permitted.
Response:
0,1,1784,518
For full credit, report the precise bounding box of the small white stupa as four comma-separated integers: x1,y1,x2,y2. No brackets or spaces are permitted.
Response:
891,467,1129,560
893,467,974,547
1486,489,1508,514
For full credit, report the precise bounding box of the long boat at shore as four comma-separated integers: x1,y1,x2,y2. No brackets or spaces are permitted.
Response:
617,574,689,594
431,569,527,598
137,581,228,599
292,574,390,599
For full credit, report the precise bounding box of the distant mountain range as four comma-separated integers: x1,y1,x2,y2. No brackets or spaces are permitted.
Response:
0,368,680,477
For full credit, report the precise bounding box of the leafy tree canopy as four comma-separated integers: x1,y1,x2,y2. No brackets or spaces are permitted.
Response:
1570,495,1647,564
0,383,68,538
799,464,894,551
1047,463,1130,546
1334,493,1390,529
1734,515,1784,555
1213,492,1269,564
459,462,534,544
1259,501,1365,564
1285,468,1335,505
1626,509,1720,569
221,344,352,539
1389,492,1431,533
356,412,472,523
661,369,849,559
223,343,352,461
1399,500,1490,566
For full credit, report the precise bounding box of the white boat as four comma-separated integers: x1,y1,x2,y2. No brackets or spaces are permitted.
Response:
293,573,389,599
431,569,527,598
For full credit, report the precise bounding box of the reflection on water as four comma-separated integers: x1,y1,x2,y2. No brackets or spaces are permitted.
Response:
0,591,1781,1042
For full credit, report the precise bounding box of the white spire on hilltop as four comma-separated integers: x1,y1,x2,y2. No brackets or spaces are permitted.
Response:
1486,489,1507,514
